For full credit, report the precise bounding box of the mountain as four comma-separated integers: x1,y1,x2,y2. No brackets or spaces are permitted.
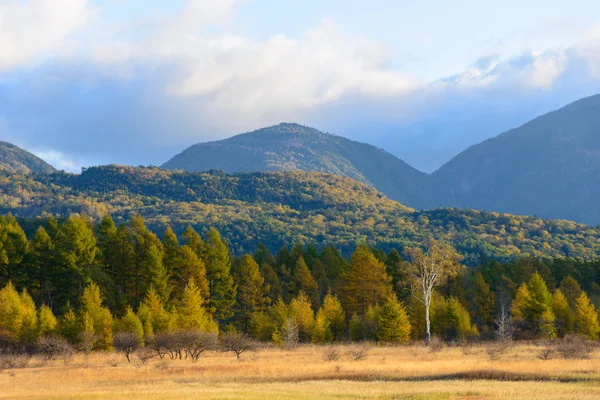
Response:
0,141,56,174
433,95,600,225
162,123,440,209
2,165,599,265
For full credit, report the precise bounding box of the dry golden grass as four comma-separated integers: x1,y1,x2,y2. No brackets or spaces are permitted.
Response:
2,343,600,399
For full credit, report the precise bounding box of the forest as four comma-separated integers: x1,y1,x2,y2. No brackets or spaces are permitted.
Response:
2,212,600,353
1,165,600,266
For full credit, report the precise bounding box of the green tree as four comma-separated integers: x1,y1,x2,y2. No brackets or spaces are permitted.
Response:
288,292,315,342
27,227,54,306
558,277,583,308
318,293,346,341
433,296,477,341
178,279,218,332
524,273,554,337
144,244,170,303
116,306,144,344
377,295,411,343
511,282,530,323
38,304,58,337
203,228,237,325
574,292,600,339
161,226,181,278
260,262,282,301
340,245,393,340
292,257,319,307
171,245,209,302
80,282,114,350
137,287,173,338
551,289,574,337
234,254,266,333
471,272,495,332
0,215,29,288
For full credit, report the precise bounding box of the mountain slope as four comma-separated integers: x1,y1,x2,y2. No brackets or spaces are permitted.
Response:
162,123,440,209
0,141,56,174
1,165,599,265
434,95,600,225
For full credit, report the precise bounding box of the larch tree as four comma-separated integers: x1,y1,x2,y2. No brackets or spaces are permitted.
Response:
471,272,495,332
551,289,574,337
80,282,114,350
405,240,461,345
27,227,54,307
558,277,583,308
292,257,319,307
319,293,347,341
524,273,555,338
574,292,600,339
377,295,411,343
340,245,393,340
234,254,266,333
203,228,237,325
161,226,181,278
178,279,218,332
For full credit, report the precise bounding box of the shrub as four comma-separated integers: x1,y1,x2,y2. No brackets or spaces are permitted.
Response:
37,336,74,363
113,332,141,362
220,333,259,360
323,346,341,362
179,330,218,362
347,346,368,361
556,335,597,359
428,336,444,353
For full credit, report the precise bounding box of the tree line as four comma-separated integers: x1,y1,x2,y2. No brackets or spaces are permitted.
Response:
1,213,600,351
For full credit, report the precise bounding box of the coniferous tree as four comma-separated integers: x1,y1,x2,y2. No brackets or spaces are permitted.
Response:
317,293,346,341
38,304,58,337
80,282,113,349
203,228,236,325
161,226,180,278
234,254,266,333
54,216,97,310
144,244,170,303
524,273,555,337
558,277,583,308
137,287,173,338
511,282,530,323
178,279,218,332
471,272,495,332
551,289,574,337
181,226,204,257
172,245,209,302
0,215,29,288
116,306,144,344
574,291,600,339
340,245,393,340
27,227,54,306
292,257,319,307
260,262,282,301
288,292,315,342
377,295,411,343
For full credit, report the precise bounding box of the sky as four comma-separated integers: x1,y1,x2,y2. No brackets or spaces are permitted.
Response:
2,0,600,172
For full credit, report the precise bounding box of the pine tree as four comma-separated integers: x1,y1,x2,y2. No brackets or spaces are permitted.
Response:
27,227,54,306
116,306,144,344
54,215,98,310
58,306,80,344
0,282,29,344
319,293,347,341
471,272,495,332
340,245,393,340
524,273,554,337
181,226,204,256
377,295,411,343
178,279,218,332
433,297,477,341
288,292,315,342
17,289,38,345
292,257,319,307
234,254,266,333
511,282,530,323
558,277,583,308
130,216,164,307
260,262,282,301
144,244,170,303
311,309,331,344
172,245,209,301
161,226,181,278
0,215,29,288
551,289,574,337
574,292,600,340
80,282,114,350
111,223,135,311
385,249,411,301
38,304,58,337
203,228,237,324
137,287,173,337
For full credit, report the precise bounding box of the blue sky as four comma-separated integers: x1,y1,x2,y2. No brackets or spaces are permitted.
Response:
1,0,600,172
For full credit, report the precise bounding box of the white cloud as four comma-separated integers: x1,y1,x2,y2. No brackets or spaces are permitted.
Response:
0,0,92,71
32,149,81,172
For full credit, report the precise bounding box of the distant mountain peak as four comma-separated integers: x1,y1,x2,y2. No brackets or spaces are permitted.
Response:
0,141,56,174
162,123,439,209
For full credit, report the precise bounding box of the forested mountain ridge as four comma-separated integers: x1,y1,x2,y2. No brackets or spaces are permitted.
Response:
0,141,56,174
1,165,599,265
433,94,600,225
162,123,441,209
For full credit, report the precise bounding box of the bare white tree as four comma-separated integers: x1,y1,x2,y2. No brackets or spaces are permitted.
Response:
495,297,515,342
407,241,461,345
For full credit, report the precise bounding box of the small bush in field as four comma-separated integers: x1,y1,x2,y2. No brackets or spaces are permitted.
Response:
0,349,31,370
347,346,368,361
428,337,444,353
37,336,74,363
135,347,156,365
323,347,340,361
486,341,511,361
556,335,596,359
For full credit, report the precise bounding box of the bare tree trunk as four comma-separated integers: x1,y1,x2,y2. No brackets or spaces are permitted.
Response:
425,300,431,346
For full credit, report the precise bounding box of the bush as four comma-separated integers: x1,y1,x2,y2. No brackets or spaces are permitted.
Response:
179,330,218,362
485,341,511,361
113,332,141,362
0,349,31,370
323,346,340,362
428,336,445,353
347,346,368,361
220,333,260,360
556,335,597,359
37,336,74,363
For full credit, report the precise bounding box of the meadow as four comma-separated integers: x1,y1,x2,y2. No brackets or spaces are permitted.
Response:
2,343,600,400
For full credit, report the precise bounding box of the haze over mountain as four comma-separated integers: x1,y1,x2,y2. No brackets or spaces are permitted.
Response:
0,141,56,175
434,94,600,225
162,123,440,209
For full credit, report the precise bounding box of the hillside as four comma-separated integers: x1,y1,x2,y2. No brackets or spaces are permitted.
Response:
434,95,600,225
162,123,440,209
1,165,599,265
0,141,56,174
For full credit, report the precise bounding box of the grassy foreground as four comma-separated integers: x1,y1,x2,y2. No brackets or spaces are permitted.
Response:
2,344,600,399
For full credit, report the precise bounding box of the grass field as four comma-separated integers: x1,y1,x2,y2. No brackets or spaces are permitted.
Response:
2,343,600,399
